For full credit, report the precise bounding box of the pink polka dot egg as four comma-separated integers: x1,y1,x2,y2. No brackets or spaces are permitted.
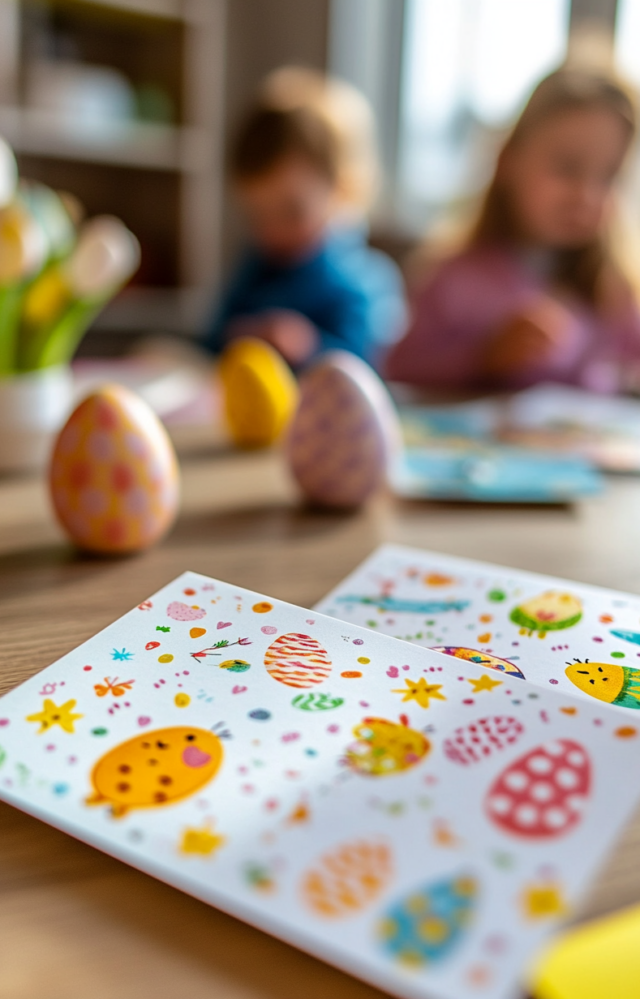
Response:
49,383,179,553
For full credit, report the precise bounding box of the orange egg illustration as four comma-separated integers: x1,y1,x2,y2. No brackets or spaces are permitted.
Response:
49,384,179,553
302,840,393,917
86,726,223,818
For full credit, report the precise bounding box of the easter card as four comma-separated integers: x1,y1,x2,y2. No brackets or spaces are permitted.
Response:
0,572,640,999
316,544,640,713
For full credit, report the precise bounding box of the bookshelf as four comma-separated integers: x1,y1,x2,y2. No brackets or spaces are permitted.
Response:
0,0,226,335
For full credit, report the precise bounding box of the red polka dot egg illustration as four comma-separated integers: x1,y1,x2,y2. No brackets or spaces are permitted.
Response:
287,350,401,508
49,384,179,553
264,632,332,688
485,739,590,838
444,716,524,766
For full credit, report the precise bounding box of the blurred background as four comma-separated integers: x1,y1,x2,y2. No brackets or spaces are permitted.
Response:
0,0,635,355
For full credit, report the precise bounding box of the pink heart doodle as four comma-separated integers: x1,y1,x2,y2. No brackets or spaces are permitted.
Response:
306,619,315,625
0,718,9,727
386,666,399,678
402,664,411,671
232,685,247,694
217,621,232,630
137,716,151,727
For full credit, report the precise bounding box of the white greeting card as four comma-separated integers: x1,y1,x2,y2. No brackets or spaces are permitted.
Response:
317,545,640,713
0,572,639,999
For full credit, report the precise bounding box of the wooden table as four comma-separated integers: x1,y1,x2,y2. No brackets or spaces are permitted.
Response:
1,428,640,998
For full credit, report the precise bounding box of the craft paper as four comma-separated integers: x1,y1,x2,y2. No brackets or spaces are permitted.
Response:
1,572,639,999
316,544,640,713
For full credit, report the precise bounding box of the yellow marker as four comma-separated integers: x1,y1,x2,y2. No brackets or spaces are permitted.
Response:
219,337,298,448
531,903,640,999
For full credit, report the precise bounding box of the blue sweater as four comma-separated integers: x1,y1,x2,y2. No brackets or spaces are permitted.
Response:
203,228,406,367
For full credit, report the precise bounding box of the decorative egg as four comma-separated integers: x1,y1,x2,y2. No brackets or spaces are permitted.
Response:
485,739,590,838
219,336,298,448
167,601,206,622
345,716,431,777
443,716,524,765
287,350,401,508
264,632,331,688
510,591,582,637
302,839,393,918
431,646,525,680
49,384,179,554
565,659,640,709
378,873,478,967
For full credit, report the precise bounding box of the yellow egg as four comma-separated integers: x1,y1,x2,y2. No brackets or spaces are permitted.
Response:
86,725,223,818
49,384,179,553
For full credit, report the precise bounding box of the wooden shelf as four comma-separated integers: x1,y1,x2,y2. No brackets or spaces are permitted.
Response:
0,105,211,172
78,0,183,20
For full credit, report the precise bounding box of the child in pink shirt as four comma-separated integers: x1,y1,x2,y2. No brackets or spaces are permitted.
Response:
387,68,640,393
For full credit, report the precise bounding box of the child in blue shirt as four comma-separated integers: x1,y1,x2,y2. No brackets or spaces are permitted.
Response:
204,68,405,369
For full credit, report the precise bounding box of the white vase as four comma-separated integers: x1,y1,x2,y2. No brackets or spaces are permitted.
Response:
0,365,74,473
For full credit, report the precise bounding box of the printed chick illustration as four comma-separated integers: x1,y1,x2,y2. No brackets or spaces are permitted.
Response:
565,659,640,709
510,591,582,638
345,717,430,777
86,726,223,818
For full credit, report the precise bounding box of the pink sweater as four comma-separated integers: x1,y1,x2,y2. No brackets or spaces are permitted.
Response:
386,245,640,393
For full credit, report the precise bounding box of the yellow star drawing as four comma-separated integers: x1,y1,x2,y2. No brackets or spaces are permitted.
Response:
468,674,503,693
392,677,446,708
522,883,567,920
180,823,226,857
26,698,83,734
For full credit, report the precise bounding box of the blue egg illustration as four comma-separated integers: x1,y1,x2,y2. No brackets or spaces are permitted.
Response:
378,873,477,967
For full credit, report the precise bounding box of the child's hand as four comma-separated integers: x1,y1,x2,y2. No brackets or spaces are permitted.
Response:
482,297,576,378
229,310,319,366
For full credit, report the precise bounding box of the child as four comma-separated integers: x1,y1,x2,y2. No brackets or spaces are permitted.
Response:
204,68,406,369
386,69,640,393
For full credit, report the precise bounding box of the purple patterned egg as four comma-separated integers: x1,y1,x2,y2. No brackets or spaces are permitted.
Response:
287,351,400,508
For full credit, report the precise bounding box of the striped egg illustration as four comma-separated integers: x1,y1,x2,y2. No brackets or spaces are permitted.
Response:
345,716,431,777
443,716,524,765
565,659,640,709
302,839,393,917
264,632,332,688
378,873,478,967
287,350,401,508
510,591,582,638
485,739,590,838
432,646,525,679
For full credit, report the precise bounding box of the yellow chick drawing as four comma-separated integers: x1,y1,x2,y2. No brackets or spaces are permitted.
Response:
86,726,223,818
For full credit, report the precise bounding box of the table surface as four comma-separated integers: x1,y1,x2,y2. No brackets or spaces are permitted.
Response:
2,424,640,999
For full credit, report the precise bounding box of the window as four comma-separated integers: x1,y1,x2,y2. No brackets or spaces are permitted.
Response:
398,0,571,227
616,0,640,87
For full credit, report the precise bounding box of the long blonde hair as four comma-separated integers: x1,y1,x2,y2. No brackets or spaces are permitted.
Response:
472,68,637,306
